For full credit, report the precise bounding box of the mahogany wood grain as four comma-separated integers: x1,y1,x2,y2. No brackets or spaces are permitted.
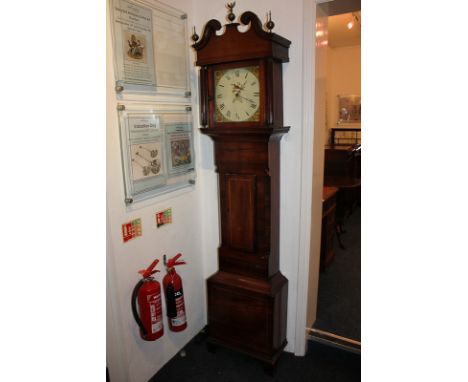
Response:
193,10,291,368
207,271,288,364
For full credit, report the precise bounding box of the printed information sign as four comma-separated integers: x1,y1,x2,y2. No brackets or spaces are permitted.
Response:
112,0,156,87
118,104,195,204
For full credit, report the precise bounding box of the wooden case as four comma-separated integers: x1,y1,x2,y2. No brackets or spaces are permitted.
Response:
192,10,291,367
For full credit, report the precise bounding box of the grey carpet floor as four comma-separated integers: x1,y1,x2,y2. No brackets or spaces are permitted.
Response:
314,206,361,341
150,337,360,382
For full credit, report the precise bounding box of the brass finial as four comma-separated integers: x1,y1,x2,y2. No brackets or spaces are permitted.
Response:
265,11,275,32
191,26,199,42
226,2,236,23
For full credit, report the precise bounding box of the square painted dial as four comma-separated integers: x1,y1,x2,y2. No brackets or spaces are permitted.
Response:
214,66,260,123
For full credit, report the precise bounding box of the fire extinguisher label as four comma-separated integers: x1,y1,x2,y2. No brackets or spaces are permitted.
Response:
151,321,163,333
165,284,186,327
147,292,163,334
170,294,186,327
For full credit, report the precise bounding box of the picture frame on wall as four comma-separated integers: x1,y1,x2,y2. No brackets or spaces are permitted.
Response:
337,94,361,124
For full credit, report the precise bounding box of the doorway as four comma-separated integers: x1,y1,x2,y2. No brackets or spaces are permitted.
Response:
308,0,361,351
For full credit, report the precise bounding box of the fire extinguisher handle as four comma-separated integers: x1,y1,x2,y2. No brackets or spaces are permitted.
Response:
131,279,147,339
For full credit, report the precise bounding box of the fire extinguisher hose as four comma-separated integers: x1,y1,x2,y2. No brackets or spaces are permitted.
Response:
131,279,148,339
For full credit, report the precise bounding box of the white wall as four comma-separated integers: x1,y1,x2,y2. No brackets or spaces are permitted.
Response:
106,0,208,381
306,3,327,329
193,0,309,355
326,44,361,131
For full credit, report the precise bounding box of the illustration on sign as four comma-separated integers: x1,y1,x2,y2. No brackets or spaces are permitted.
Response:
130,141,163,181
165,123,194,176
171,138,191,167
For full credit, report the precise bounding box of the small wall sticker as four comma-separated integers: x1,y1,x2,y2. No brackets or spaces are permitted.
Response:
122,218,142,243
156,208,172,228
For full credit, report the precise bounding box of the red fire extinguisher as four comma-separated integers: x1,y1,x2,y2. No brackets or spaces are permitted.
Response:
163,253,187,332
131,259,164,341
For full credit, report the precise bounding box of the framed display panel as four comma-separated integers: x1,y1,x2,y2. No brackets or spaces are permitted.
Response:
110,0,191,98
118,103,195,204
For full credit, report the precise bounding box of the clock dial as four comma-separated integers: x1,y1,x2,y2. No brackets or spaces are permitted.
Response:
214,66,260,123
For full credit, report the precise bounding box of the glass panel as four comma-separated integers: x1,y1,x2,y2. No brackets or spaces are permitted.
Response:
110,0,190,97
118,104,195,204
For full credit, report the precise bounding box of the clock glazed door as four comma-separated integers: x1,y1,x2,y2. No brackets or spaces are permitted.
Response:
207,60,267,128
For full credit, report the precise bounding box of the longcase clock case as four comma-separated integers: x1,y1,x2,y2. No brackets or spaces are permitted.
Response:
192,10,291,368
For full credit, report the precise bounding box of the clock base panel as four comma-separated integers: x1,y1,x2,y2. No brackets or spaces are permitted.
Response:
206,270,288,365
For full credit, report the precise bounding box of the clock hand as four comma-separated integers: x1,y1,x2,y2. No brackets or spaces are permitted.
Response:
237,95,255,104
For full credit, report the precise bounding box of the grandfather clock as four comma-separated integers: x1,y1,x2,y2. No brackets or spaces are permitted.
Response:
192,5,291,369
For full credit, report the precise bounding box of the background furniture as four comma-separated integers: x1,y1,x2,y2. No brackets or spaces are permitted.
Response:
321,186,338,271
323,144,361,246
330,128,361,145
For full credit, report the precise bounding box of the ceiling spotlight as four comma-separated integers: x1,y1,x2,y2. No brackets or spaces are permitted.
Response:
347,12,360,30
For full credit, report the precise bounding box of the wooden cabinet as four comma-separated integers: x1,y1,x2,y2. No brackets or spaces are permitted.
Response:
321,187,338,271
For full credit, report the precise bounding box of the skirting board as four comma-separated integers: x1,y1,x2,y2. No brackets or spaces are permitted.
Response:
307,327,361,355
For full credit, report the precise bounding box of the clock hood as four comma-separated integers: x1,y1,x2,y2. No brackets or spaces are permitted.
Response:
192,11,291,66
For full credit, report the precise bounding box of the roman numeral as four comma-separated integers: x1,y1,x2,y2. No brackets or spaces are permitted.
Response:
226,110,231,117
220,103,225,110
244,73,248,79
254,92,259,97
217,93,223,98
235,112,239,119
235,70,239,77
250,103,257,109
245,111,250,116
251,81,256,86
